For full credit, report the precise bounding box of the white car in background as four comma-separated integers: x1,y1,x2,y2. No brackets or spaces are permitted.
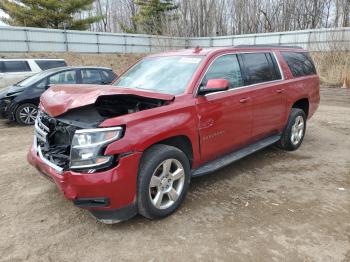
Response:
0,59,67,88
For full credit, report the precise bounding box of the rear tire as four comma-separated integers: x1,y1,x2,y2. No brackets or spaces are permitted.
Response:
137,144,191,220
15,103,38,125
277,108,306,151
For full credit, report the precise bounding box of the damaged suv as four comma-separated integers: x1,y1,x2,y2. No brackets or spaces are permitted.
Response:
28,46,320,223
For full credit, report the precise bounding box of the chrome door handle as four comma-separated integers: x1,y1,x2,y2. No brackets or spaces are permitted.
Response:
239,97,250,103
276,89,285,93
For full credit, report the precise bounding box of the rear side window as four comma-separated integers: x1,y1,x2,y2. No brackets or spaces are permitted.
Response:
240,53,281,85
35,60,67,70
202,54,243,89
3,61,31,73
49,70,77,84
281,52,316,77
101,70,117,83
81,69,104,84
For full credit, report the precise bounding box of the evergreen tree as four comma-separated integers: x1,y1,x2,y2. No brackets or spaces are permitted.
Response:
0,0,103,30
132,0,178,35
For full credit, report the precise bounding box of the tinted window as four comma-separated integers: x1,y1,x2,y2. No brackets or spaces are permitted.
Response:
33,78,47,89
282,52,316,77
101,70,117,83
240,53,280,85
49,70,77,84
202,54,243,89
3,61,31,73
81,69,103,84
35,60,67,70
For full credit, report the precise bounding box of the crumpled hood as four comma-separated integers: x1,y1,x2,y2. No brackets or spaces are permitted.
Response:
40,85,175,117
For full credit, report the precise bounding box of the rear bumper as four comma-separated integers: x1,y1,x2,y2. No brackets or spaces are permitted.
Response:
27,143,142,223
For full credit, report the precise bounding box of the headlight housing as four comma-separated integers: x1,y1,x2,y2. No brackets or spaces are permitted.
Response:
70,127,123,171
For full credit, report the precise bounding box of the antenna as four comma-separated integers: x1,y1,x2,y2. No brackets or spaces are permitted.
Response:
193,46,203,53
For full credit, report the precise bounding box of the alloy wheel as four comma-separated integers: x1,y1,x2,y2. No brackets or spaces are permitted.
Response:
19,106,38,125
149,158,185,210
291,115,304,145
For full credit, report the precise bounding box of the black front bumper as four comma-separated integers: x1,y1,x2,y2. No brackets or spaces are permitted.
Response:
0,99,9,118
89,203,138,224
0,99,14,120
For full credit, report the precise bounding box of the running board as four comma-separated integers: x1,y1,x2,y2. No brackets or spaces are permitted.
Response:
192,134,281,177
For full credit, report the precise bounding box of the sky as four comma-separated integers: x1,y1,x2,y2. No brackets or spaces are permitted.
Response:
0,10,7,26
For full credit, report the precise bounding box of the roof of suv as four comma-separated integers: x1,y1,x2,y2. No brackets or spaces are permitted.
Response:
149,45,306,57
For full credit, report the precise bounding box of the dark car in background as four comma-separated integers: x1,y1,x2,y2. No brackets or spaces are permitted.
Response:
0,66,117,125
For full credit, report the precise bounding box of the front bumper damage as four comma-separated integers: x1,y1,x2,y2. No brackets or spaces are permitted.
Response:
28,129,142,224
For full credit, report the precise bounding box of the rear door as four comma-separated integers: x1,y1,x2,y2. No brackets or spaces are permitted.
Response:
2,60,34,86
196,54,253,162
239,52,286,141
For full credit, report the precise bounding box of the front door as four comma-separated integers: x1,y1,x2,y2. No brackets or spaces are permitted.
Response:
196,54,253,163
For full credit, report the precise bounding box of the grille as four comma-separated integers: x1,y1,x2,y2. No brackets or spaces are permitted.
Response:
35,112,49,144
34,111,76,171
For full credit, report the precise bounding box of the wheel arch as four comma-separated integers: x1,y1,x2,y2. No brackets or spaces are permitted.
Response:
292,98,309,118
143,135,194,168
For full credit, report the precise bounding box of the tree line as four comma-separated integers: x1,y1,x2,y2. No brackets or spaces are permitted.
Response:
1,0,349,36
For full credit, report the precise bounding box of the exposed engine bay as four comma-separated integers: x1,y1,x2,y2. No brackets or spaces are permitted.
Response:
35,95,168,170
56,95,166,128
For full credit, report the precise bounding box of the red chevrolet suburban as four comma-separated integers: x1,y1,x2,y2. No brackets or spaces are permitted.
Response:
28,46,320,223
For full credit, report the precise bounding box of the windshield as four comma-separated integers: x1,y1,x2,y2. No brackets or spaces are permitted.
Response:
114,56,203,95
16,70,52,87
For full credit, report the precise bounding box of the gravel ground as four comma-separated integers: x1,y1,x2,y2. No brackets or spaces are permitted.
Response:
0,87,349,262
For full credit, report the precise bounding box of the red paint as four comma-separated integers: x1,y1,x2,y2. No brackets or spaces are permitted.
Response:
205,79,229,89
41,85,174,117
29,47,320,214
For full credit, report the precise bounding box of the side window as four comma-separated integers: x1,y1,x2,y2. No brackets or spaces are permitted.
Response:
34,79,47,89
49,70,77,84
3,61,31,73
240,53,279,85
81,69,103,84
101,70,117,83
0,62,4,73
35,60,67,70
281,52,316,77
202,54,243,89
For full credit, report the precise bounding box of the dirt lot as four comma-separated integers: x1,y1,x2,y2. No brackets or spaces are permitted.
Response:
0,87,349,262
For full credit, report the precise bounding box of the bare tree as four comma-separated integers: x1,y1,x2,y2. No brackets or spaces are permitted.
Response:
87,0,350,37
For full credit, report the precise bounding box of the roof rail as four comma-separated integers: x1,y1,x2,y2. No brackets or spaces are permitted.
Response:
235,44,303,49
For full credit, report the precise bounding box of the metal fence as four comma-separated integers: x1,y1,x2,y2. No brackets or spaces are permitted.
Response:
0,26,349,53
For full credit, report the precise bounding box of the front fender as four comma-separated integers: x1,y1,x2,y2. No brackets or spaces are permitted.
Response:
102,101,200,164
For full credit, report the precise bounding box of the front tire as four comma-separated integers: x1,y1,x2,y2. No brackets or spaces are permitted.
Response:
277,108,306,151
15,103,38,125
137,144,191,219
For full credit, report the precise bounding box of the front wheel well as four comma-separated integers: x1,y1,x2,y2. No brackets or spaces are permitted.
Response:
292,98,309,118
153,136,194,168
